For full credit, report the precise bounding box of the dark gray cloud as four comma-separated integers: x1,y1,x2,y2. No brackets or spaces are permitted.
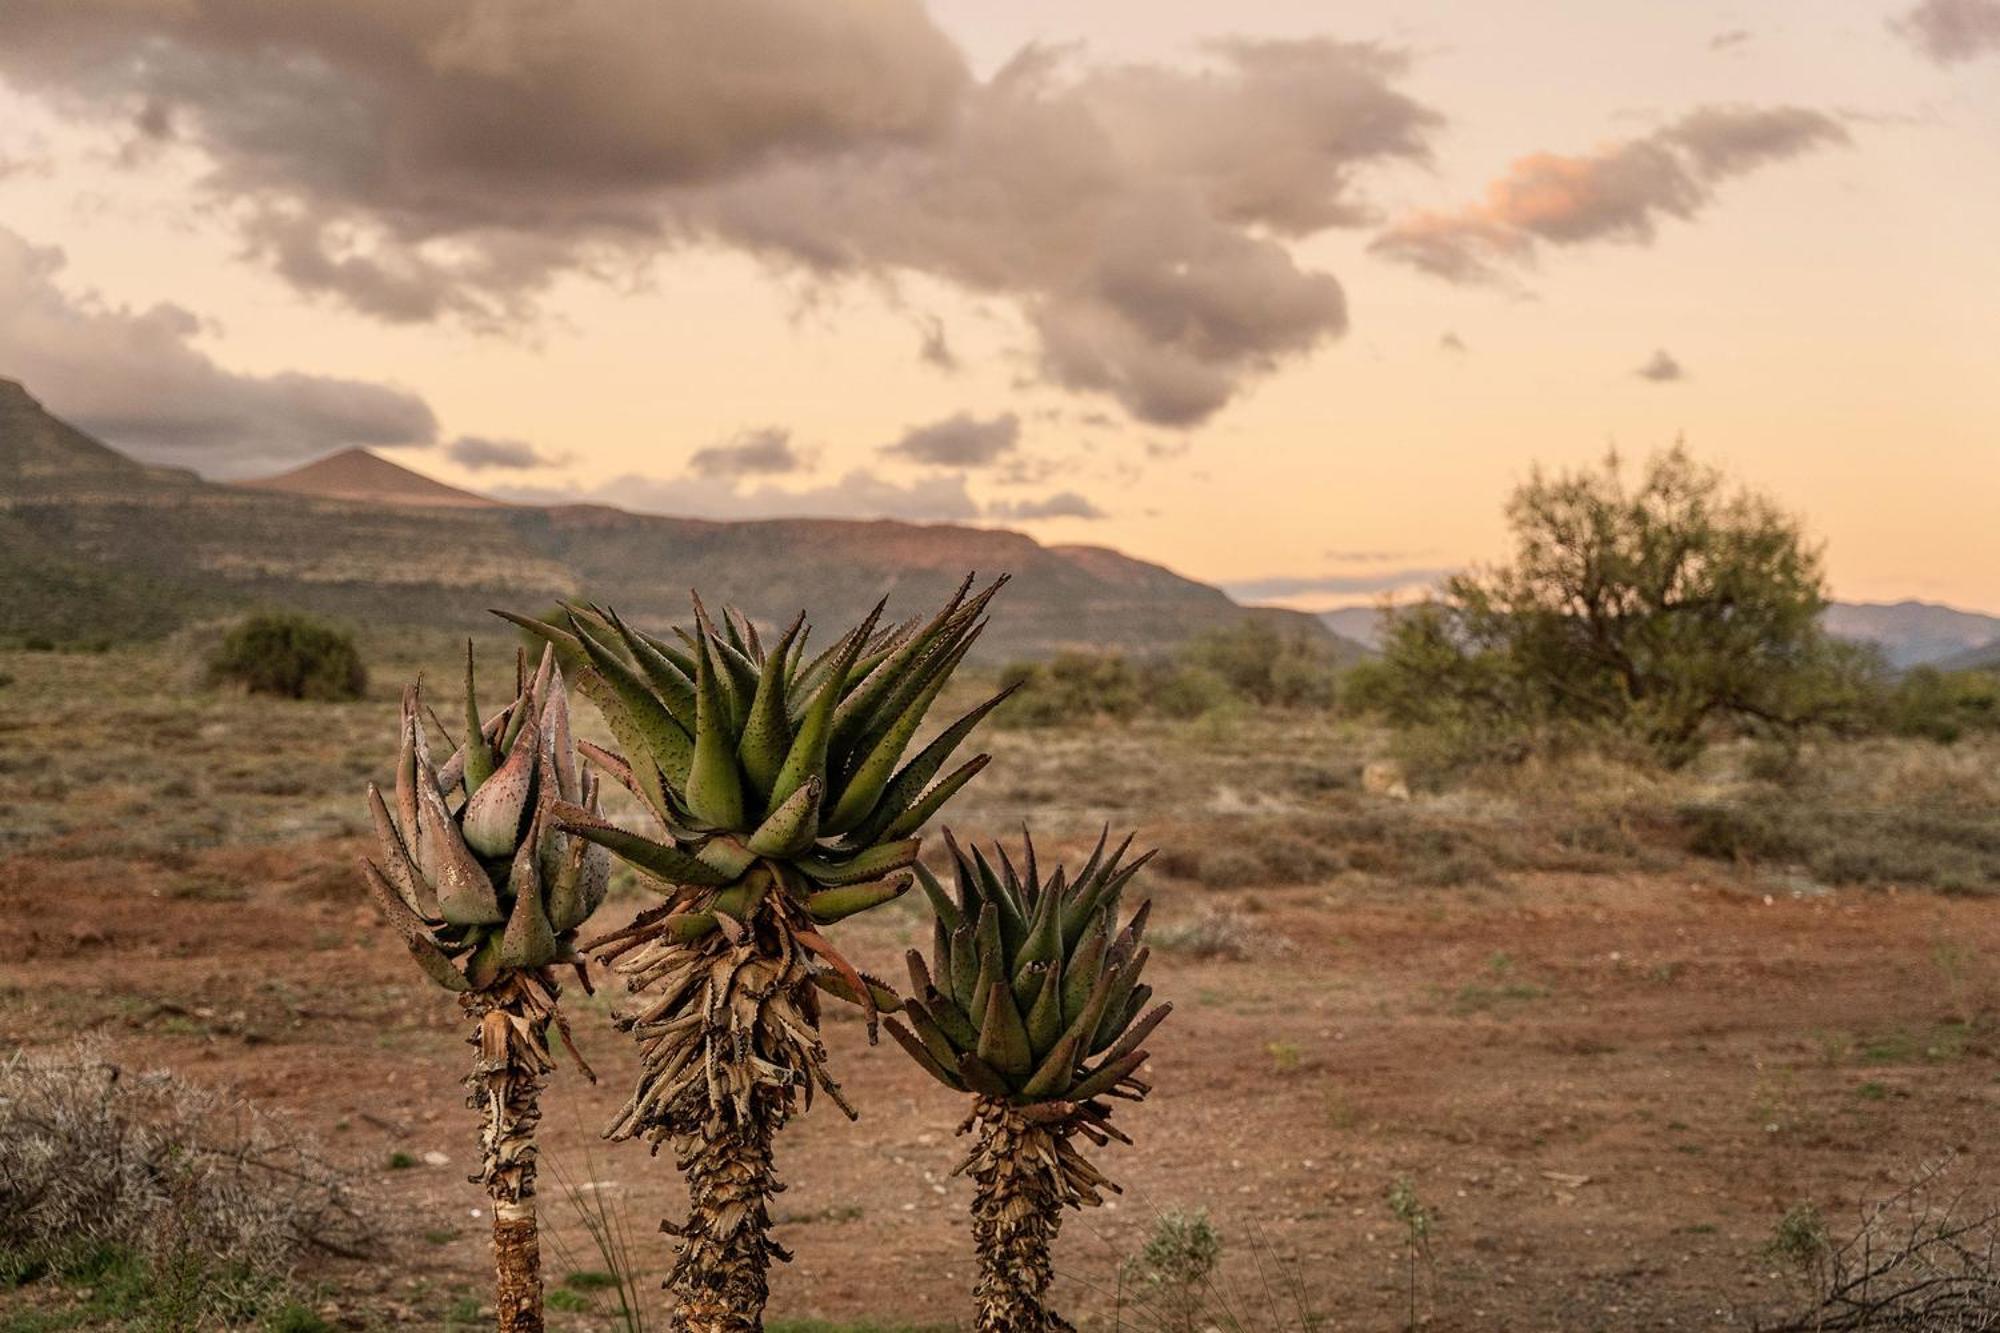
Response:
1372,104,1848,284
986,491,1107,521
882,412,1021,467
0,225,436,476
687,426,812,479
0,9,1442,423
1222,568,1452,600
1635,348,1686,382
1894,0,2000,62
494,467,979,523
445,435,558,471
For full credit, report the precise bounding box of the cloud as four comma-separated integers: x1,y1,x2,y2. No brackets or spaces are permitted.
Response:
986,491,1107,520
687,426,812,479
882,412,1021,467
1221,568,1452,600
0,11,1442,424
1635,348,1686,382
1439,331,1467,354
0,225,435,476
444,435,558,471
1709,29,1753,51
495,467,980,523
1894,0,2000,62
1371,104,1848,283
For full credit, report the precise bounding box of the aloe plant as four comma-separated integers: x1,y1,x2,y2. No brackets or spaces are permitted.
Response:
887,828,1167,1333
505,576,1008,1332
359,645,608,1333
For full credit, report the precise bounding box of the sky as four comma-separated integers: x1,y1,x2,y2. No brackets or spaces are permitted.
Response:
1,0,1996,613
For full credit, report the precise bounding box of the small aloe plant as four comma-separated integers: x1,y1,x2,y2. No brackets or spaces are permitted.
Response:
887,828,1168,1332
359,645,607,1333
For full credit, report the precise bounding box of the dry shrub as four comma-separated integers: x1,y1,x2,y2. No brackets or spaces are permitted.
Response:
1153,908,1261,961
1763,1158,2000,1332
0,1040,377,1283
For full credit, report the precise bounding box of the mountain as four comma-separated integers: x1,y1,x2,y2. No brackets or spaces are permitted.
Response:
239,447,505,509
1318,606,1387,650
0,378,1326,658
1933,639,2000,673
1823,601,2000,669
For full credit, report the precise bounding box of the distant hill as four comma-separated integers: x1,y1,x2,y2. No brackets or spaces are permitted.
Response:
239,447,505,509
1318,606,1387,650
1314,598,2000,669
1933,639,2000,673
0,377,1326,658
1823,600,2000,669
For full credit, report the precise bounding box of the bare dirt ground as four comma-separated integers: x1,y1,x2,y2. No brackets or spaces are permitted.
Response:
3,645,1997,1331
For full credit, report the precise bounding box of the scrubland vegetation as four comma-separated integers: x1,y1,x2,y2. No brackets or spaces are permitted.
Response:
3,451,1996,1330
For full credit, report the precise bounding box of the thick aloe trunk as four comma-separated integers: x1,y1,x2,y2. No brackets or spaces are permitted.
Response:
465,976,560,1333
663,1102,788,1333
596,905,845,1333
964,1103,1076,1333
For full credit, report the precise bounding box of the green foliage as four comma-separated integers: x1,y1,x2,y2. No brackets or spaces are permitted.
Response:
1353,447,1837,767
1122,1209,1221,1333
209,613,367,701
1881,665,2000,743
1678,800,2000,891
998,620,1337,727
887,829,1165,1105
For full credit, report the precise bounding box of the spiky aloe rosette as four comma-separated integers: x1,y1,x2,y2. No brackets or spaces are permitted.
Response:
887,829,1168,1333
359,644,608,1333
502,575,1010,1333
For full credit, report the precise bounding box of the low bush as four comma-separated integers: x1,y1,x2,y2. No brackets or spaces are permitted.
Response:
209,613,367,701
997,621,1339,728
0,1041,377,1323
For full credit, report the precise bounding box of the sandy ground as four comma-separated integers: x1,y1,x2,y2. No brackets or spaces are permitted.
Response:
4,824,1995,1331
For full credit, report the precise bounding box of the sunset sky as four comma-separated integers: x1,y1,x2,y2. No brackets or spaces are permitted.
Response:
1,0,1995,611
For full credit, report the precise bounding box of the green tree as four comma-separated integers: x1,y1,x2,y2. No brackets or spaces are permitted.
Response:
1362,447,1835,764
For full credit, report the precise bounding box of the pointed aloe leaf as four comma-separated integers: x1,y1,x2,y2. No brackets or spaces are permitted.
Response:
461,643,494,794
562,610,695,791
977,980,1034,1079
550,801,730,888
795,837,920,886
1020,1029,1082,1100
847,684,1018,846
737,613,804,804
683,625,746,830
1065,1047,1149,1104
912,861,961,932
830,574,974,753
746,775,821,858
885,1018,966,1092
768,601,882,811
603,607,697,729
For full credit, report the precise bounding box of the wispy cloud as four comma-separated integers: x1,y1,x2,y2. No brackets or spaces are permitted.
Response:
0,225,434,477
1371,105,1848,284
987,491,1107,521
444,435,561,471
494,467,980,523
882,412,1021,467
1893,0,2000,62
1635,348,1687,382
687,426,812,479
1221,568,1452,601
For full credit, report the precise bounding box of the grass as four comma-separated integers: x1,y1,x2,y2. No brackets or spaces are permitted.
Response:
0,1244,328,1332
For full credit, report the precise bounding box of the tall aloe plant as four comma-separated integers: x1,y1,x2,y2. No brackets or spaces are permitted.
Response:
504,576,1009,1332
887,829,1167,1333
359,645,608,1333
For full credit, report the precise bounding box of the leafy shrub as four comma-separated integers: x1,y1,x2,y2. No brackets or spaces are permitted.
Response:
209,613,367,701
997,620,1338,727
1884,667,2000,744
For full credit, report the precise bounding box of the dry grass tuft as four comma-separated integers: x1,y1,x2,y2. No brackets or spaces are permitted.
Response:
0,1040,378,1287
